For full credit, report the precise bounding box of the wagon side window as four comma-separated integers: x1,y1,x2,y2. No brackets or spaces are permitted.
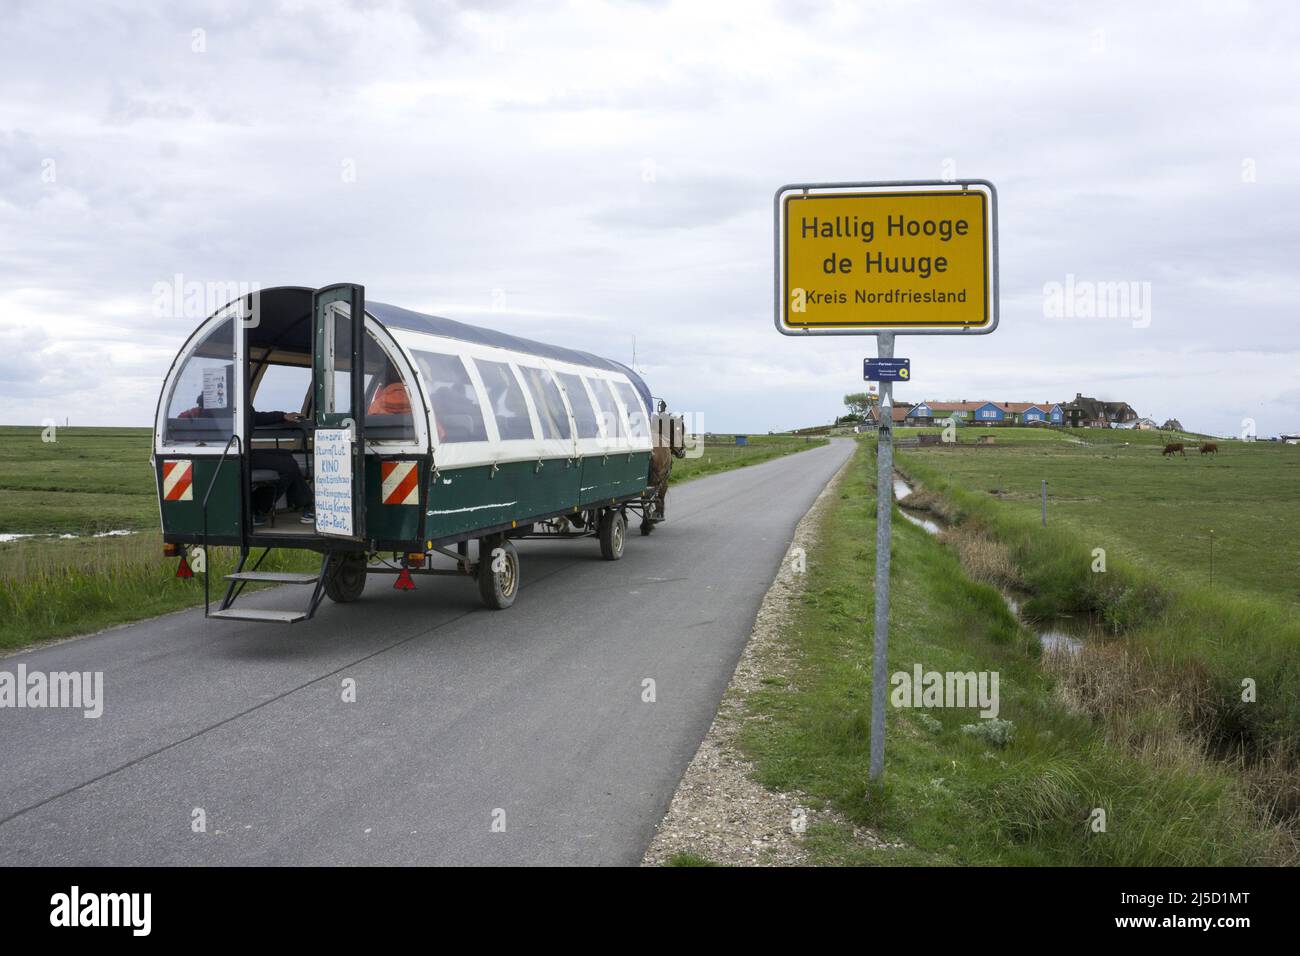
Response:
586,377,623,441
614,382,650,439
556,372,600,439
163,315,235,444
474,359,535,441
363,333,416,440
412,350,488,444
519,366,572,441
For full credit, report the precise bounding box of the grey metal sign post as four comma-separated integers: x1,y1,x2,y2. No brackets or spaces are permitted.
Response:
774,180,999,783
870,331,895,782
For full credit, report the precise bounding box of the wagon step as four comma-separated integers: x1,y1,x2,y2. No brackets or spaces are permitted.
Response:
207,608,309,623
224,571,320,584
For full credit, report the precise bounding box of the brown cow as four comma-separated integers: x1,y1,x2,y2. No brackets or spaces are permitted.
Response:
1162,442,1186,457
1200,442,1218,455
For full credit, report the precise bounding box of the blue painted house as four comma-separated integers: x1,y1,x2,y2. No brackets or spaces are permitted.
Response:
1018,403,1066,424
904,401,1068,426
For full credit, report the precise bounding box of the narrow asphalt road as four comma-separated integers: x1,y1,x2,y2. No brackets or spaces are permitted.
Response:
0,438,854,865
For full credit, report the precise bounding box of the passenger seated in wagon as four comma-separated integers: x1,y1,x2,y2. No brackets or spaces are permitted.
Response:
367,362,413,416
177,394,314,525
250,408,313,525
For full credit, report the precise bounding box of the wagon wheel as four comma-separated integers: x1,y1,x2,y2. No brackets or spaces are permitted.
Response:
599,509,627,560
324,552,368,604
477,536,520,609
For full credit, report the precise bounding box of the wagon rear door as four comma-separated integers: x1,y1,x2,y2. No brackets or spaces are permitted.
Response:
311,283,367,540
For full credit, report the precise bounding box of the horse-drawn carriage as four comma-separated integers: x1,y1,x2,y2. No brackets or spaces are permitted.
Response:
153,284,686,622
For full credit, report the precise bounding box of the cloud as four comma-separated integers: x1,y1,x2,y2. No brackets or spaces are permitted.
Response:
0,0,1298,435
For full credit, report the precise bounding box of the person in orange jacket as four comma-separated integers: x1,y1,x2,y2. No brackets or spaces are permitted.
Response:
367,365,412,416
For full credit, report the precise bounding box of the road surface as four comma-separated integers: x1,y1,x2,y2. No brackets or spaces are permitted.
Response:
0,438,853,865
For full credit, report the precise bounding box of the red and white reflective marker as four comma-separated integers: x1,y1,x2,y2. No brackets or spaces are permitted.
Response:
381,461,419,505
162,460,193,501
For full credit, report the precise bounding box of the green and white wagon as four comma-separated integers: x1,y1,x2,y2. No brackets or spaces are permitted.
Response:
153,284,685,622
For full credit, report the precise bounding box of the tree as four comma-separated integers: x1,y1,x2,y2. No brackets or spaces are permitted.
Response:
844,392,874,419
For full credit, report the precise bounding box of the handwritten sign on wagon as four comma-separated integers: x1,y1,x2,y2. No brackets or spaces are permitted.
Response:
776,186,995,332
313,428,354,537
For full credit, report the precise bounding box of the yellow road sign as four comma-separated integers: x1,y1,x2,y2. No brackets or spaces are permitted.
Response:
776,183,996,334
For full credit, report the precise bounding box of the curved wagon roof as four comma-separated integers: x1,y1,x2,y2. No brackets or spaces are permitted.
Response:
209,287,652,415
369,300,653,414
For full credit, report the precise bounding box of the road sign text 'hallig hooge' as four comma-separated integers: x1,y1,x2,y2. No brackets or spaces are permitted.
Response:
776,183,997,334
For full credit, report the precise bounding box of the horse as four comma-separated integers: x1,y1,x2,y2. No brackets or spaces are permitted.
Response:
1200,442,1218,455
1162,442,1186,457
642,409,688,534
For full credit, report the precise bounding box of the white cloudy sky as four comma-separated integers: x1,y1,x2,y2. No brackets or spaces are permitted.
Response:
1,0,1297,436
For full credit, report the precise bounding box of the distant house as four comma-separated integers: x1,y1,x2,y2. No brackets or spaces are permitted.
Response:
865,403,912,426
1106,402,1139,426
1063,393,1139,428
903,400,1066,426
905,401,983,425
1001,402,1065,425
1063,394,1105,427
906,401,935,424
1114,417,1158,431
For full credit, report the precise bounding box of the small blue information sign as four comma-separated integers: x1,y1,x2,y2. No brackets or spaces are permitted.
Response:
863,358,911,382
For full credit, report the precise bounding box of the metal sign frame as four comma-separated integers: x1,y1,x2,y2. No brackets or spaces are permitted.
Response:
773,179,999,336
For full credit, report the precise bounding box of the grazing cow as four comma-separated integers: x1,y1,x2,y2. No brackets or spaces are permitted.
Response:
1200,442,1219,456
1162,442,1186,457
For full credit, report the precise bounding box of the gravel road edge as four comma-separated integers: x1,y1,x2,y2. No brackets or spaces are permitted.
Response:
641,443,897,866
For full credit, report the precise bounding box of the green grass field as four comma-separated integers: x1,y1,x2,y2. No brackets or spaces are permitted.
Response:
885,427,1300,847
897,426,1300,608
736,440,1292,865
0,426,825,650
0,426,325,648
0,426,158,535
669,433,829,482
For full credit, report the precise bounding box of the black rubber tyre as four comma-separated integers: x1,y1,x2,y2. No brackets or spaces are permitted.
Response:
599,510,627,560
324,552,368,603
477,536,520,609
639,518,654,536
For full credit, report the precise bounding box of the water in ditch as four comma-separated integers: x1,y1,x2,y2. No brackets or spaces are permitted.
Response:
891,475,1084,655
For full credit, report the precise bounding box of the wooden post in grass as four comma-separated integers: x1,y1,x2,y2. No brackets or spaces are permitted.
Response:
1041,479,1048,527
